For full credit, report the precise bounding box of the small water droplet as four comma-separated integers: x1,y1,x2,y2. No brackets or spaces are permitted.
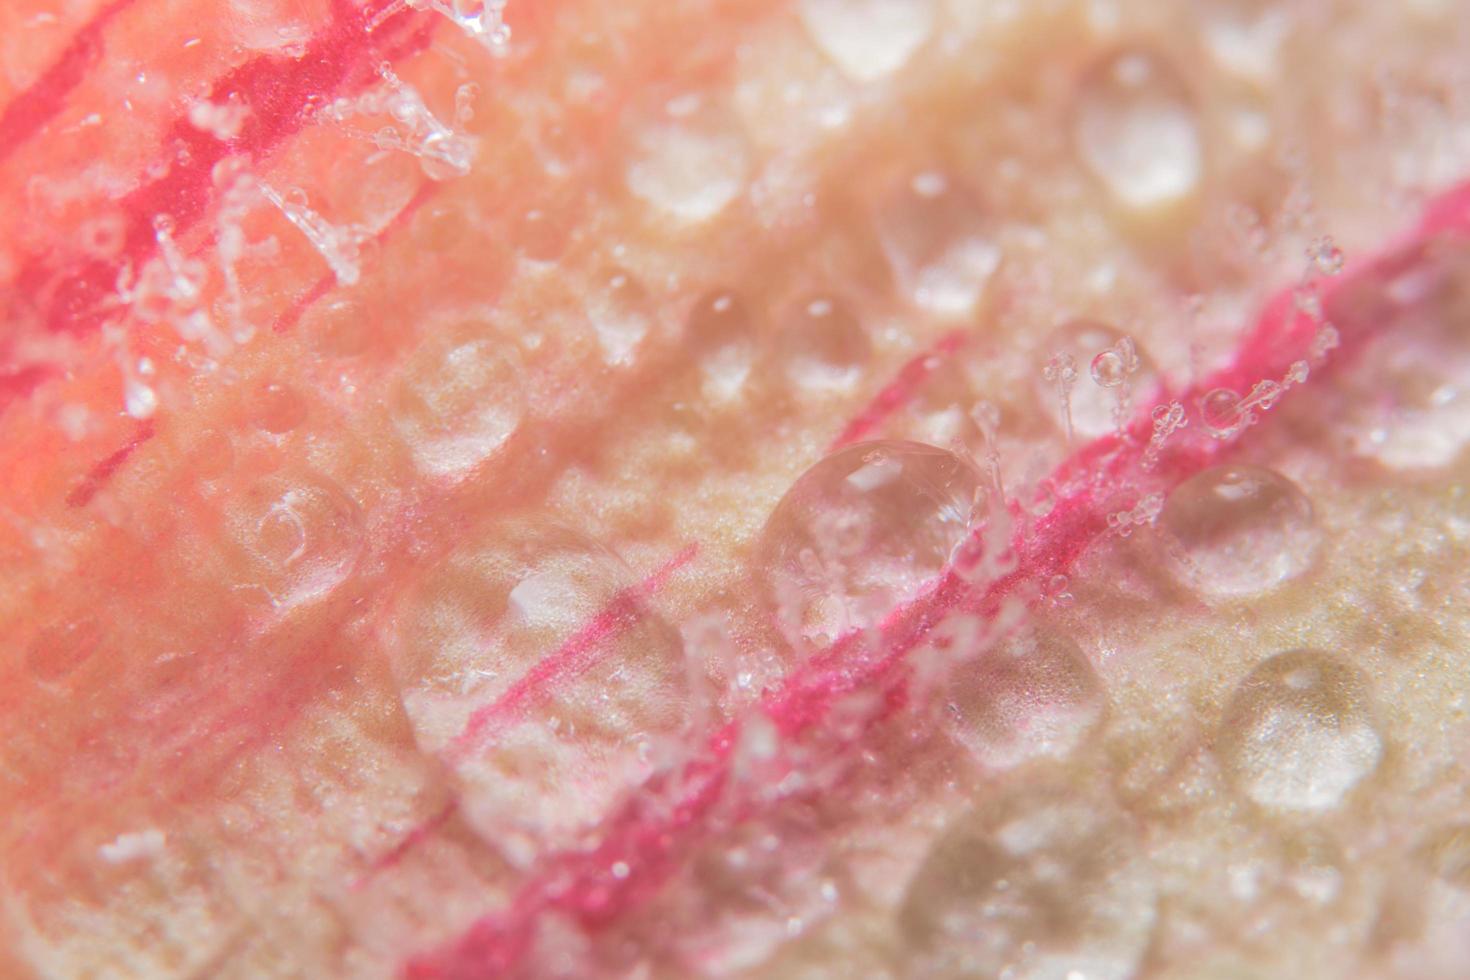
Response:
1159,465,1320,598
797,0,935,83
875,170,1000,317
390,327,524,479
757,441,983,651
224,470,364,609
1200,387,1245,437
900,784,1156,980
945,627,1105,770
777,295,872,393
589,270,654,367
1217,650,1383,813
1075,49,1202,209
626,96,749,224
689,289,755,401
1036,320,1155,440
252,381,308,434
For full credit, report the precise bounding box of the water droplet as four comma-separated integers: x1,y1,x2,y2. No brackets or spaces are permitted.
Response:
1075,49,1202,209
900,784,1156,980
1307,236,1346,277
777,295,872,393
689,289,755,401
1199,0,1291,82
389,521,687,851
589,270,654,367
1036,320,1155,440
757,441,983,651
874,170,1001,317
223,470,364,609
390,328,525,480
946,627,1105,770
626,96,749,224
516,207,570,263
1217,650,1383,813
1200,387,1244,437
252,381,308,434
1159,465,1319,599
797,0,935,83
26,618,102,682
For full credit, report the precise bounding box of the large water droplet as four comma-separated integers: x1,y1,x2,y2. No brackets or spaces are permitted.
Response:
390,522,688,856
946,627,1105,770
1217,650,1383,813
776,295,872,394
390,328,524,480
1159,465,1319,598
797,0,935,83
1075,49,1202,209
900,783,1157,980
1035,320,1156,440
875,171,1001,318
757,441,983,651
626,95,750,224
223,470,364,609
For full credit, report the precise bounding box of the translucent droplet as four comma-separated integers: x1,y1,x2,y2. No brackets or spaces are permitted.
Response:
589,270,653,367
1200,387,1244,437
1075,49,1202,209
777,295,872,393
874,170,1000,317
1159,465,1319,599
223,470,364,609
900,784,1156,980
390,329,524,480
389,521,688,853
1199,0,1291,82
1036,320,1155,440
1217,650,1383,813
252,381,308,434
797,0,935,83
757,441,983,651
626,96,749,224
689,289,755,401
946,627,1105,770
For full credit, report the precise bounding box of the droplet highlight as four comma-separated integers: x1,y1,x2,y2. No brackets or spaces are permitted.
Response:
875,171,1000,318
797,0,935,83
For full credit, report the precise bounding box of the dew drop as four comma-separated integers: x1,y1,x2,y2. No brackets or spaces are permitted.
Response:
1075,49,1202,209
777,295,872,393
1198,0,1291,82
689,289,755,401
797,0,935,83
589,270,654,367
1200,387,1244,437
252,381,308,434
874,170,1001,318
626,96,749,224
1217,650,1383,813
1036,320,1155,440
945,627,1105,770
390,328,524,480
756,441,983,651
223,470,364,609
389,521,688,852
899,784,1156,980
1159,465,1319,599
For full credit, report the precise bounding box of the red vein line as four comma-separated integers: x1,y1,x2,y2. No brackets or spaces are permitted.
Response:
829,329,967,450
404,181,1470,979
448,542,700,757
64,418,156,507
11,0,435,339
0,0,141,165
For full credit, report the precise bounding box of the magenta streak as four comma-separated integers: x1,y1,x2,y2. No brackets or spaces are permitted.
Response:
0,0,140,164
448,543,700,758
404,182,1470,979
64,418,156,507
828,329,967,450
10,0,435,338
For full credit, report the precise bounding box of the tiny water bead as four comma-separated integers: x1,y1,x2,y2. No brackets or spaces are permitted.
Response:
797,0,935,83
389,327,525,480
756,440,983,651
776,295,872,394
222,470,365,609
945,627,1105,770
1035,320,1155,440
874,170,1001,318
1217,650,1383,813
1074,48,1203,210
626,95,750,225
589,269,655,367
1158,465,1320,599
688,289,755,401
389,521,688,855
899,786,1157,980
251,381,308,434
